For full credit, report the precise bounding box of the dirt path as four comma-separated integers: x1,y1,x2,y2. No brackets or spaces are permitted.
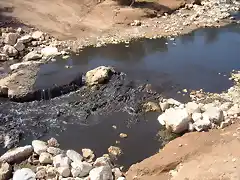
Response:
126,121,240,180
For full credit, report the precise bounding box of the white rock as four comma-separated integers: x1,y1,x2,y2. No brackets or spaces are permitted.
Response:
71,161,92,177
167,98,181,106
0,54,8,61
185,102,201,114
32,140,48,155
203,107,224,124
0,162,12,180
10,61,42,71
193,114,211,131
220,119,232,129
13,168,36,180
202,103,216,111
220,102,232,111
89,166,113,180
3,45,18,57
14,41,25,51
192,112,202,122
32,31,44,40
93,157,112,167
227,104,240,116
66,150,83,164
57,167,71,178
82,148,95,160
18,35,32,43
85,66,114,86
41,46,59,57
117,177,126,180
0,145,33,163
157,108,191,133
39,152,53,164
4,33,18,45
47,147,63,156
159,102,170,112
53,154,70,168
24,51,42,61
112,168,122,179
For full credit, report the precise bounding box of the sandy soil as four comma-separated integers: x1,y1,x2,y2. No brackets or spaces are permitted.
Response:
126,120,240,180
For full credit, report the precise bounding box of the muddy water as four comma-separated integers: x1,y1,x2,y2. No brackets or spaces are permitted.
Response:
1,25,240,169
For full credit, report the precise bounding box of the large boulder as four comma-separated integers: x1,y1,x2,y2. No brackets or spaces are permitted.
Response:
202,107,224,124
53,154,71,168
71,161,92,177
85,66,114,86
32,140,48,155
0,145,33,163
185,102,201,115
157,108,191,133
23,51,42,61
66,150,83,164
89,166,113,180
41,46,59,57
193,114,211,132
13,168,36,180
3,45,18,57
4,33,18,45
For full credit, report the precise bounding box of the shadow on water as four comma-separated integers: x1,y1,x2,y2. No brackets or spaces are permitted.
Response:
1,24,240,169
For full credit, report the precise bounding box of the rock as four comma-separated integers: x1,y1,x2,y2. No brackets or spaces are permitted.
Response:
143,102,161,112
0,145,33,163
57,167,71,178
89,166,113,180
119,133,128,138
82,149,95,162
35,169,47,179
227,104,240,116
32,140,48,155
3,45,18,57
71,161,92,177
47,147,63,156
157,108,191,133
130,20,141,26
93,157,112,167
108,146,122,156
167,98,181,106
112,168,122,179
192,112,202,122
17,28,23,34
23,51,42,61
32,31,44,40
18,35,32,43
41,46,59,57
14,41,25,52
66,150,83,163
185,102,201,114
159,102,170,112
203,107,224,124
47,137,59,147
0,54,8,61
46,166,58,179
220,102,232,111
117,177,126,180
220,119,232,129
13,168,36,180
39,152,53,164
0,162,12,180
10,61,42,71
4,33,18,45
193,114,211,131
85,66,114,86
53,154,70,168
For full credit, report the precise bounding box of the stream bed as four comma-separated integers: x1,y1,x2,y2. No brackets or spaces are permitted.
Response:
1,24,240,169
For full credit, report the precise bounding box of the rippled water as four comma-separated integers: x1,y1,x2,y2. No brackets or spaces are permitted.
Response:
1,24,240,168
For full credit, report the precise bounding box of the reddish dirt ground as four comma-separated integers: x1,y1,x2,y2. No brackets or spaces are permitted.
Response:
126,121,240,180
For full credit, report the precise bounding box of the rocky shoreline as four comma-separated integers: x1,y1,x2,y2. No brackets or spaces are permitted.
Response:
0,138,126,180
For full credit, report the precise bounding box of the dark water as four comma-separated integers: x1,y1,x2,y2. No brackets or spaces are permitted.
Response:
1,24,240,169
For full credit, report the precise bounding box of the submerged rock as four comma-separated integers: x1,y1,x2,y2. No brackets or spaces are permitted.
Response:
143,101,161,112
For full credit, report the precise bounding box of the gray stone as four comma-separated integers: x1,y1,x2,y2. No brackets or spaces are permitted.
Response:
117,177,126,180
14,41,25,52
32,31,44,40
159,102,170,112
93,157,112,167
0,162,12,180
13,168,36,180
71,161,92,177
185,102,201,114
203,107,224,124
4,33,18,45
41,46,59,57
89,166,113,180
10,61,42,71
39,152,53,164
3,45,18,57
0,54,8,61
112,168,122,179
57,167,71,178
157,108,191,133
193,114,211,132
53,154,70,168
32,140,48,155
66,150,83,164
220,102,232,111
47,137,59,147
47,147,63,156
85,66,114,86
0,145,33,163
24,51,42,61
18,35,32,43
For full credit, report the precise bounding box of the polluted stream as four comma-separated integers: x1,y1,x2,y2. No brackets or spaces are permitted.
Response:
1,24,240,169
